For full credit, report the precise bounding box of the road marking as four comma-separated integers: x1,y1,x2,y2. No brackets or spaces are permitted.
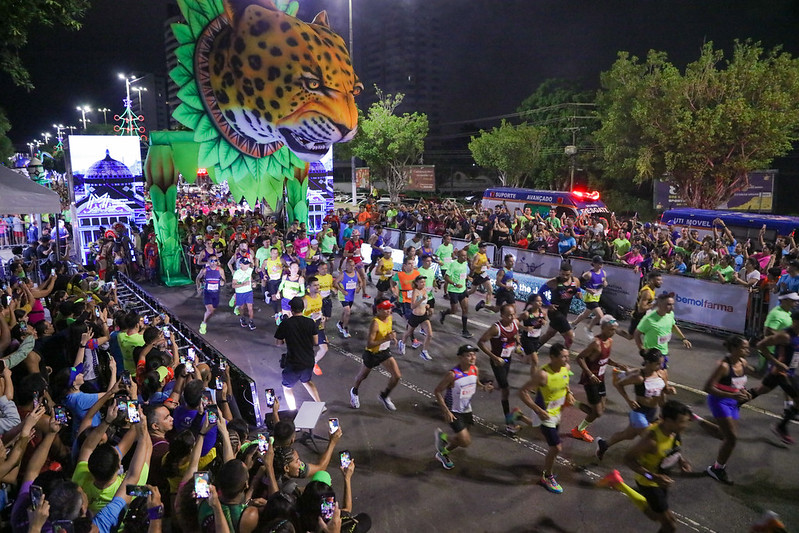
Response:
330,340,717,533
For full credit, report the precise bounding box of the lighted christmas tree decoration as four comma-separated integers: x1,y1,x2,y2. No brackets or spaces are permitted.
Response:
114,74,147,140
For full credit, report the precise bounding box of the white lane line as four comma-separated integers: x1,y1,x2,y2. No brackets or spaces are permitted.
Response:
329,340,717,533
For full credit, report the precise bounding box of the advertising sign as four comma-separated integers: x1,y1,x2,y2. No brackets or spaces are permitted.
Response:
570,256,640,311
406,165,436,192
355,167,370,189
654,170,777,212
659,274,749,333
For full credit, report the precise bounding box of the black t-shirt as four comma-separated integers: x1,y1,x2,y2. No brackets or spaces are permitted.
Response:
274,315,317,369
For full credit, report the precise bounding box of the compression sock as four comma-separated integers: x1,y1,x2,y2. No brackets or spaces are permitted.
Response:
713,462,726,470
462,316,469,331
616,482,649,513
578,419,591,432
501,400,510,418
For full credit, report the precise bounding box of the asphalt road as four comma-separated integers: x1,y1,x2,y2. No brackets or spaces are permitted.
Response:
147,280,798,533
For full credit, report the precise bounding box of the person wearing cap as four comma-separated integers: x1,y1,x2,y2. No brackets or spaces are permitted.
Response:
752,309,799,444
366,225,386,282
757,291,798,373
261,247,284,321
570,255,610,340
433,344,495,469
227,240,253,276
305,238,322,276
571,315,630,443
467,242,493,307
634,291,692,369
537,261,582,352
374,246,395,300
399,274,434,361
319,226,338,262
477,253,516,314
349,297,399,411
232,257,256,330
277,261,306,324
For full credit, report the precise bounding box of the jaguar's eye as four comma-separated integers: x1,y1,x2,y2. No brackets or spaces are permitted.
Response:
304,78,321,90
352,84,363,96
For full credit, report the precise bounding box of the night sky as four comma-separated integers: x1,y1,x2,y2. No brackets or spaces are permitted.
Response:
2,0,798,148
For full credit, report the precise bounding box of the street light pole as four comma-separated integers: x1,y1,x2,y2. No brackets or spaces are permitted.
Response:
76,105,92,130
98,108,111,124
348,0,357,206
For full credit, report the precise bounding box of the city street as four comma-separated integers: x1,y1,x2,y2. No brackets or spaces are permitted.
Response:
148,281,799,532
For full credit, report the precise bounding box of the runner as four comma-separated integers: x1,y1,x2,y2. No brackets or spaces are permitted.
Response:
316,261,336,325
334,258,360,338
303,276,328,376
518,343,575,494
262,247,284,321
374,247,395,300
399,275,433,361
702,335,752,485
231,257,256,330
477,303,523,434
467,242,493,307
571,255,615,339
433,344,495,469
195,254,226,334
597,400,693,533
343,230,370,299
595,349,675,461
628,271,662,338
476,253,516,313
227,241,252,275
277,261,306,324
752,309,799,444
537,261,582,351
417,254,442,336
440,249,474,339
392,257,422,350
435,233,455,295
350,298,400,411
519,293,547,373
633,291,692,369
571,315,629,443
366,225,385,282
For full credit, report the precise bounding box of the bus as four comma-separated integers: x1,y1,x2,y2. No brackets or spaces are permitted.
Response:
660,208,799,242
481,188,610,219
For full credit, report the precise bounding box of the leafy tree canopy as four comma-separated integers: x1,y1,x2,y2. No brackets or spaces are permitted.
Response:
468,120,546,188
346,87,428,202
594,40,799,208
0,107,13,164
0,0,91,89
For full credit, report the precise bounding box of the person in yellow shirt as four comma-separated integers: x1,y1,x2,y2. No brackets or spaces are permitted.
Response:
349,298,399,411
468,242,493,307
303,277,328,376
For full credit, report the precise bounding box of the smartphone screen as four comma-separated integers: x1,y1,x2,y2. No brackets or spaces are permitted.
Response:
53,521,75,533
30,484,43,510
19,322,27,333
112,280,116,290
194,471,211,499
215,376,223,390
53,405,68,425
126,484,152,497
186,360,195,373
320,495,336,522
201,390,212,407
162,326,171,338
187,347,196,361
94,306,100,318
265,388,275,407
218,360,226,371
127,400,140,423
121,371,132,387
257,433,268,453
143,316,150,325
328,418,339,434
51,268,56,277
340,450,351,469
32,391,40,409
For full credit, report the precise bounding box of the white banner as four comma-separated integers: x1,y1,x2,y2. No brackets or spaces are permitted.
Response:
501,247,563,278
570,257,641,311
660,274,749,333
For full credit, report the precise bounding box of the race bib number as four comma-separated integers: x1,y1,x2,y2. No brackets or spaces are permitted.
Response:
207,284,218,292
644,377,665,398
443,256,452,265
657,333,672,345
731,375,747,389
501,343,515,359
460,383,476,398
790,352,799,370
547,396,566,411
379,341,391,351
597,365,607,377
299,246,308,254
346,281,356,290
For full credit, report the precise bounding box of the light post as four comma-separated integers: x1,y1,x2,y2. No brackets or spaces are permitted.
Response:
347,0,357,206
76,105,92,130
27,142,35,157
132,87,147,112
564,144,577,191
98,107,111,124
40,132,52,146
66,125,78,135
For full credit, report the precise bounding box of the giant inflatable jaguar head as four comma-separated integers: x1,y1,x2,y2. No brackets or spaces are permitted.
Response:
196,0,362,162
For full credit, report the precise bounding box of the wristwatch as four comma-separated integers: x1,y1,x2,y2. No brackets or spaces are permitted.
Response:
643,472,655,481
148,505,164,520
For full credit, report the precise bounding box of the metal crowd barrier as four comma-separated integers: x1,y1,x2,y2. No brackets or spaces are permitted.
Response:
115,272,263,426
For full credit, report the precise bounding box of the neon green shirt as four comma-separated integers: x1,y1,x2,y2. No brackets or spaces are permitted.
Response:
447,261,469,294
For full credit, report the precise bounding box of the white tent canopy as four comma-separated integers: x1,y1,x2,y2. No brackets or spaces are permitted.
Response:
0,165,61,214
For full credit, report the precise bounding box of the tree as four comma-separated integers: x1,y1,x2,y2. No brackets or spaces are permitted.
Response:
468,120,546,188
517,78,599,190
347,88,428,202
0,0,91,89
594,41,799,208
0,107,12,164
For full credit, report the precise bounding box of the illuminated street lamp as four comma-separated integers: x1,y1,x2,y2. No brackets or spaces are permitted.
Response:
41,132,52,145
116,73,146,138
76,105,92,130
98,107,111,124
132,86,147,111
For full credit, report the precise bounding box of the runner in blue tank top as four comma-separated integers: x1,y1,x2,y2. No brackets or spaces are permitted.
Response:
195,254,226,334
571,255,614,340
334,258,361,338
477,254,517,313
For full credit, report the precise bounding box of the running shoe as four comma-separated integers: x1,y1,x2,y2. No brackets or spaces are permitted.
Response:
337,321,345,335
595,438,609,461
439,310,447,325
349,388,360,409
240,318,247,328
313,364,323,376
398,340,406,355
418,327,427,337
706,465,733,485
248,321,256,330
436,451,454,470
475,300,485,312
505,424,520,436
276,314,284,326
539,474,563,494
411,339,422,349
506,407,523,425
435,427,448,455
363,293,372,299
771,424,794,445
571,426,595,443
199,322,207,334
461,330,473,339
420,350,432,361
234,306,241,316
378,393,397,411
596,469,624,489
343,328,351,339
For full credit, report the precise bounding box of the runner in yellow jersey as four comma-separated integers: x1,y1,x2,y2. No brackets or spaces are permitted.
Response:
519,343,575,494
263,247,284,320
350,298,400,411
315,261,336,321
303,277,328,376
468,242,493,307
375,247,395,299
